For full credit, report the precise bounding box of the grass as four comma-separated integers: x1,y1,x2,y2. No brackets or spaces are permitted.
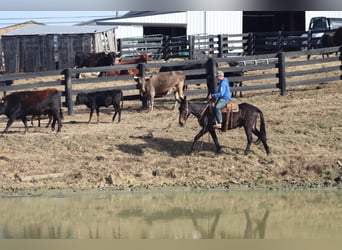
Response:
0,73,341,194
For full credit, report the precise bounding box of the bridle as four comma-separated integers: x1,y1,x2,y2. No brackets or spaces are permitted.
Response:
182,100,209,121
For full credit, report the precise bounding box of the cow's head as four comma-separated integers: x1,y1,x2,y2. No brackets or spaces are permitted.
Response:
75,93,87,105
136,52,153,62
133,75,152,94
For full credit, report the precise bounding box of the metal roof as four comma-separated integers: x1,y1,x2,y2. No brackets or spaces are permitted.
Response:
120,11,183,19
3,25,117,36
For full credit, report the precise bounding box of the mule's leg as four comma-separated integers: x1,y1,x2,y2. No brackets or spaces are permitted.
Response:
252,128,261,144
252,128,270,155
244,126,253,155
209,128,222,154
190,127,208,154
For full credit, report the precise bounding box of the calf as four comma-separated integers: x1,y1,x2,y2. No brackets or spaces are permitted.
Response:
0,88,63,133
134,71,186,112
75,90,123,123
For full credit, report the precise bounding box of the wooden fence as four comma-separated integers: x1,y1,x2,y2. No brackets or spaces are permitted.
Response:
0,46,341,116
117,30,336,60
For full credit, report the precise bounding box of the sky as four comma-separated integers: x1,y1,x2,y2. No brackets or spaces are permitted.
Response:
0,11,128,28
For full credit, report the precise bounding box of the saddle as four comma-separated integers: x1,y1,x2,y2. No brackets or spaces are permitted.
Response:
221,102,239,132
210,100,239,132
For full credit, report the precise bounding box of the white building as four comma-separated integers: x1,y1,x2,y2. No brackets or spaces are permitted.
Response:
80,11,342,39
81,11,243,39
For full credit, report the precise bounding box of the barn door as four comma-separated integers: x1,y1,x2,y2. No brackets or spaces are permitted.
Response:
58,34,93,69
2,36,20,73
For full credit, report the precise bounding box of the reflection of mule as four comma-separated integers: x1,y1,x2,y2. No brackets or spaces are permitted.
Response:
244,209,270,239
178,97,270,155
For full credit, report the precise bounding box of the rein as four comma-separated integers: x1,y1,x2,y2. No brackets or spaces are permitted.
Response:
188,101,209,120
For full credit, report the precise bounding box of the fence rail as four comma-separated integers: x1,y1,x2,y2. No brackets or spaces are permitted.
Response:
117,29,340,60
0,46,341,116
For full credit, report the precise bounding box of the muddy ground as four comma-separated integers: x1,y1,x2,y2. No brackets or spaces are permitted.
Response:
0,75,341,196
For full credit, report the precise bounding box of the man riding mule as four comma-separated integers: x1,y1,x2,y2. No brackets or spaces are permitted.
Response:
207,70,232,129
178,96,270,155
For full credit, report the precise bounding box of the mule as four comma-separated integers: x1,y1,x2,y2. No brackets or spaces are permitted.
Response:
178,96,270,155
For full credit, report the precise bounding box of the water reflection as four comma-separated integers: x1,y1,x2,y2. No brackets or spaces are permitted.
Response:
0,190,341,239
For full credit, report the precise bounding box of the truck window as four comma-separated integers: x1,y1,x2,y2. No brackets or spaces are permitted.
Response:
309,18,328,31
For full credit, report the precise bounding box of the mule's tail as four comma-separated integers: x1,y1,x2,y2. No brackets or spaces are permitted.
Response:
256,108,270,155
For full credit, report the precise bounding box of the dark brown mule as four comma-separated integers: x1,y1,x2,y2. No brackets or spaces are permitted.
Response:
178,96,270,155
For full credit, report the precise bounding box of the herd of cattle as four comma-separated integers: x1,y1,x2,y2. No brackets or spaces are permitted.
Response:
0,51,189,133
0,74,185,133
1,30,341,134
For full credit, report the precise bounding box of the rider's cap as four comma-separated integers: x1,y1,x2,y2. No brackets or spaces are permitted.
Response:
216,70,224,76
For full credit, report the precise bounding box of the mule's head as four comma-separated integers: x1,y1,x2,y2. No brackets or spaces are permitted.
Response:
178,96,190,126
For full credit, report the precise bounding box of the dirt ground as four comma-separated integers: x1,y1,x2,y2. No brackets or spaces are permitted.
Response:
0,74,341,196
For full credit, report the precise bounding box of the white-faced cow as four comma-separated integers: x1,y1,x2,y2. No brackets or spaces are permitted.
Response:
0,88,63,133
75,89,123,123
134,71,186,112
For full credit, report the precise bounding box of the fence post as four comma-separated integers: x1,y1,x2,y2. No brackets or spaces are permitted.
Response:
278,52,286,96
206,58,217,95
307,30,312,50
137,63,148,108
247,33,255,55
162,35,169,60
188,35,195,60
117,39,122,57
278,31,283,52
218,34,223,58
63,68,74,115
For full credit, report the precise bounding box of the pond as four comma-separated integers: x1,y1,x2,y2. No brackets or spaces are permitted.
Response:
0,190,341,239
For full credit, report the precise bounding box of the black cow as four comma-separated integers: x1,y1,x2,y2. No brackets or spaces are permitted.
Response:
0,88,63,133
75,52,116,68
75,90,123,123
75,52,117,79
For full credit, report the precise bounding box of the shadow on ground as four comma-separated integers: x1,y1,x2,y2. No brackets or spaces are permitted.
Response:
116,136,218,157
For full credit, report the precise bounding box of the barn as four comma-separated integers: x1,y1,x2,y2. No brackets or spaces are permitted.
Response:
1,25,117,73
82,11,342,38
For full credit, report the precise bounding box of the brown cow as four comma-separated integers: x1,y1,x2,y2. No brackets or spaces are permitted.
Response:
134,71,186,112
100,52,152,77
0,88,63,133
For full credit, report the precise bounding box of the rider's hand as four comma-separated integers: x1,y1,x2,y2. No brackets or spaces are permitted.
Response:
207,93,212,100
